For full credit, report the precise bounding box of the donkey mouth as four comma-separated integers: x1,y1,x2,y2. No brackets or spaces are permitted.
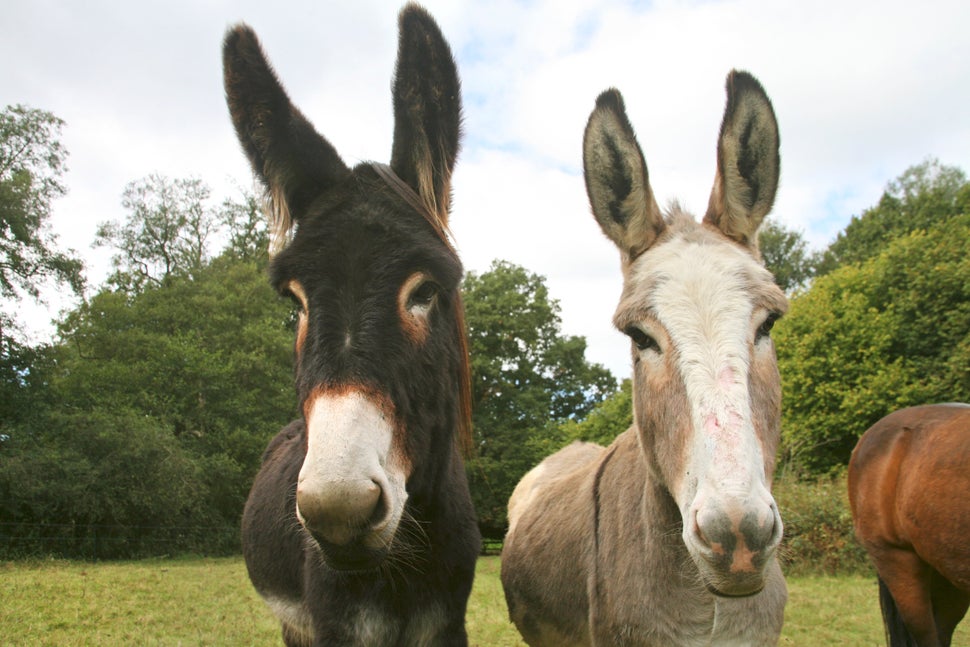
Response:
705,581,765,598
313,537,388,572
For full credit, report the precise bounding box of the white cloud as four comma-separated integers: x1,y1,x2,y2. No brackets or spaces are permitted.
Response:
3,0,970,378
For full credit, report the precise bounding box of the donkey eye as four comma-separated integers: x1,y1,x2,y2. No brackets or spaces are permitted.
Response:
756,312,781,342
624,326,660,353
408,281,439,310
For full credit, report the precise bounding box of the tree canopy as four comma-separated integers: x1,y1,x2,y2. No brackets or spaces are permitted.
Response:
758,218,820,293
463,260,617,535
776,163,970,475
0,104,83,336
817,158,969,274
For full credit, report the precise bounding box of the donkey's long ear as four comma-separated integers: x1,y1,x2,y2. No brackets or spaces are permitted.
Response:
583,89,665,261
703,71,780,251
223,24,349,250
389,5,461,226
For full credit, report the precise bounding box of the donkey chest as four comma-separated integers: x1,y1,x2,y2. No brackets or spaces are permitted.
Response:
351,602,447,647
266,594,447,647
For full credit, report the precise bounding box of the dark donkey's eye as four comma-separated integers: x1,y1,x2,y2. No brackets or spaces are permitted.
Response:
408,280,439,310
756,312,781,342
624,326,660,353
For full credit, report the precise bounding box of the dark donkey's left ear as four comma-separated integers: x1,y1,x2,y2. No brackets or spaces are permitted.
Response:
222,25,350,251
389,5,462,227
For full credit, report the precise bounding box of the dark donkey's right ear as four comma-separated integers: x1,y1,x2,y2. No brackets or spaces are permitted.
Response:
222,25,349,251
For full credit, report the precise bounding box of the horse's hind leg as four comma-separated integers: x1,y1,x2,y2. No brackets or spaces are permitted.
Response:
930,571,970,647
873,547,942,646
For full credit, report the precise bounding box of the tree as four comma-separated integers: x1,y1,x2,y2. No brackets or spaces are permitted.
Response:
548,378,632,451
758,218,820,293
219,189,269,266
775,213,970,475
817,158,969,274
1,253,298,539
462,260,616,534
0,104,84,445
95,174,220,291
0,105,83,341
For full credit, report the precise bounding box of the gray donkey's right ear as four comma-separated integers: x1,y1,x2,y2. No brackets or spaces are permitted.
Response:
583,89,665,262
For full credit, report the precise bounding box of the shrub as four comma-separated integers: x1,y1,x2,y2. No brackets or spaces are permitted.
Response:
773,472,871,576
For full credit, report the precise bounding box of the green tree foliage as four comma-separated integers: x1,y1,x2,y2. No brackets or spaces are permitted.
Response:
0,104,83,450
95,174,221,292
55,255,295,509
0,104,83,306
2,170,288,555
219,190,269,267
776,213,970,475
462,260,616,535
549,378,632,450
817,158,970,274
758,218,820,293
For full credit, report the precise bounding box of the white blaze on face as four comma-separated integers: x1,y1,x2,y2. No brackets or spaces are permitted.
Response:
296,390,409,549
628,233,781,582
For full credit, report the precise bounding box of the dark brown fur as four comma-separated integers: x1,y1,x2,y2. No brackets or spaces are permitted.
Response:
224,5,480,645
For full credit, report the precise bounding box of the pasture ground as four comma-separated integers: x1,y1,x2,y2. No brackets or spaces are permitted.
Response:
1,556,967,646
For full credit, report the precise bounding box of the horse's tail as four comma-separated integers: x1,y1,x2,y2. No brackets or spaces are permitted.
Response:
878,576,919,647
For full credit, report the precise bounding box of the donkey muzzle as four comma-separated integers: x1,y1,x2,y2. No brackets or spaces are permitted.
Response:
686,494,783,597
296,390,408,569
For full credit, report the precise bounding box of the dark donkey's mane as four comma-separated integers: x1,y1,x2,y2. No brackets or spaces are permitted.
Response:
225,6,480,645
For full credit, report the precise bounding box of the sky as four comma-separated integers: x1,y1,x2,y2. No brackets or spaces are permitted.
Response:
3,0,969,379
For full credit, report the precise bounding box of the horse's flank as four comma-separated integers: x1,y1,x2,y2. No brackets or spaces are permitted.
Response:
849,404,970,647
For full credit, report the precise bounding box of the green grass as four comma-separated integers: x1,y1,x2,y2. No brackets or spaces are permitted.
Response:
2,557,968,646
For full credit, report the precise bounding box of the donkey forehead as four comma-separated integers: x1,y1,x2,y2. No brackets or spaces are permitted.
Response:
614,228,786,330
271,199,462,291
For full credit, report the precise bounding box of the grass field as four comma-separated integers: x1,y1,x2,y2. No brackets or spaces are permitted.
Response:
2,556,968,646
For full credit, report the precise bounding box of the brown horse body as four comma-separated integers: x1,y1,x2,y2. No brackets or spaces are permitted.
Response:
849,404,970,647
223,6,480,645
502,72,789,646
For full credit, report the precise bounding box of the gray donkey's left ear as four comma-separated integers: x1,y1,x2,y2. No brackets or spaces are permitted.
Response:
703,70,780,251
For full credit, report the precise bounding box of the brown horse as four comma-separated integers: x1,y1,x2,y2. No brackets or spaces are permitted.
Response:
849,404,970,647
223,5,480,645
501,71,789,646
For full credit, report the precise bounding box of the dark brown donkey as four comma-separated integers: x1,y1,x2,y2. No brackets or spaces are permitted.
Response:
223,5,480,645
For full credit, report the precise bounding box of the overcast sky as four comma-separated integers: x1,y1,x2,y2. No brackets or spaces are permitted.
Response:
4,0,969,379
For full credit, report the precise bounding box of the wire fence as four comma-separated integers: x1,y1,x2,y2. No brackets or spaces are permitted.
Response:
1,522,504,560
0,522,240,560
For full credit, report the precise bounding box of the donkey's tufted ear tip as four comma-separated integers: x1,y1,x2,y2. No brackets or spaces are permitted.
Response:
594,88,626,113
399,2,435,28
222,23,259,62
725,69,769,99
